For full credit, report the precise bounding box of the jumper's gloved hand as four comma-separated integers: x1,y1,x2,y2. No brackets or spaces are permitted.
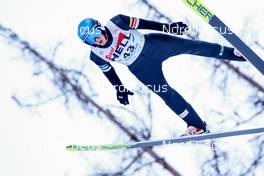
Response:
169,22,189,35
116,85,134,105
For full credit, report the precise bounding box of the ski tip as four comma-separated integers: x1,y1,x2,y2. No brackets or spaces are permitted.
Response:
66,144,130,151
66,144,79,151
66,144,89,151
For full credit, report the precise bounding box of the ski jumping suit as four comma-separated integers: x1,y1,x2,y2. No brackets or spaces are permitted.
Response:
89,14,246,130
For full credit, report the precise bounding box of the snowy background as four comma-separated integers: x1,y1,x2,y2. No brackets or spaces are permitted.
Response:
0,0,264,176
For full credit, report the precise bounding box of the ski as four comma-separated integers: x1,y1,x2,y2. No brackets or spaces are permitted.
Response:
66,127,264,151
182,0,264,75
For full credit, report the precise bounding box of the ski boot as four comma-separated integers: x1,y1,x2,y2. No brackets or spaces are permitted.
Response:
181,122,210,136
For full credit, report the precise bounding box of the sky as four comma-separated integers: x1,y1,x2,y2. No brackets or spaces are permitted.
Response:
0,0,264,176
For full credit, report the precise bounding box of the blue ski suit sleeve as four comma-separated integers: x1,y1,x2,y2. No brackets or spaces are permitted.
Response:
111,14,169,31
90,51,122,89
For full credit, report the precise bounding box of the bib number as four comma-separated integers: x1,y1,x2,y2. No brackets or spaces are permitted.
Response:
123,45,135,59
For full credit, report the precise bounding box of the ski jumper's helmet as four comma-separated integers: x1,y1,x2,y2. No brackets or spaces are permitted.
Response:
77,18,105,45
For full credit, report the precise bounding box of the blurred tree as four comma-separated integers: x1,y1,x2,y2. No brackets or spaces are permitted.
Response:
136,0,264,175
0,24,182,176
1,0,264,175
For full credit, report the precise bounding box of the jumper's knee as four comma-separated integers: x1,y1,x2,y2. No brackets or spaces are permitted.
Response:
157,86,190,116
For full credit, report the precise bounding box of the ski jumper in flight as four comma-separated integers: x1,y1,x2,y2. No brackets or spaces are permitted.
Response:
77,14,246,136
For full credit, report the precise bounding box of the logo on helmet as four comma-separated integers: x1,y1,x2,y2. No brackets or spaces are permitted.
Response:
80,25,102,36
80,26,88,36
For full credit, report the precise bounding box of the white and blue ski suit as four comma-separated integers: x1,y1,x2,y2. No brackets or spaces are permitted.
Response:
89,14,246,130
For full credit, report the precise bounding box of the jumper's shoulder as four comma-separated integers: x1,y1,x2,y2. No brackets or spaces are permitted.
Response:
90,50,105,63
109,14,130,30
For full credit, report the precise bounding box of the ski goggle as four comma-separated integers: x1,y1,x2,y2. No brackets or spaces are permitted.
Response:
82,25,102,45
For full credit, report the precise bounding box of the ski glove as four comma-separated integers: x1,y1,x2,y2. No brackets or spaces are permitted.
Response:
169,22,189,35
116,85,134,105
